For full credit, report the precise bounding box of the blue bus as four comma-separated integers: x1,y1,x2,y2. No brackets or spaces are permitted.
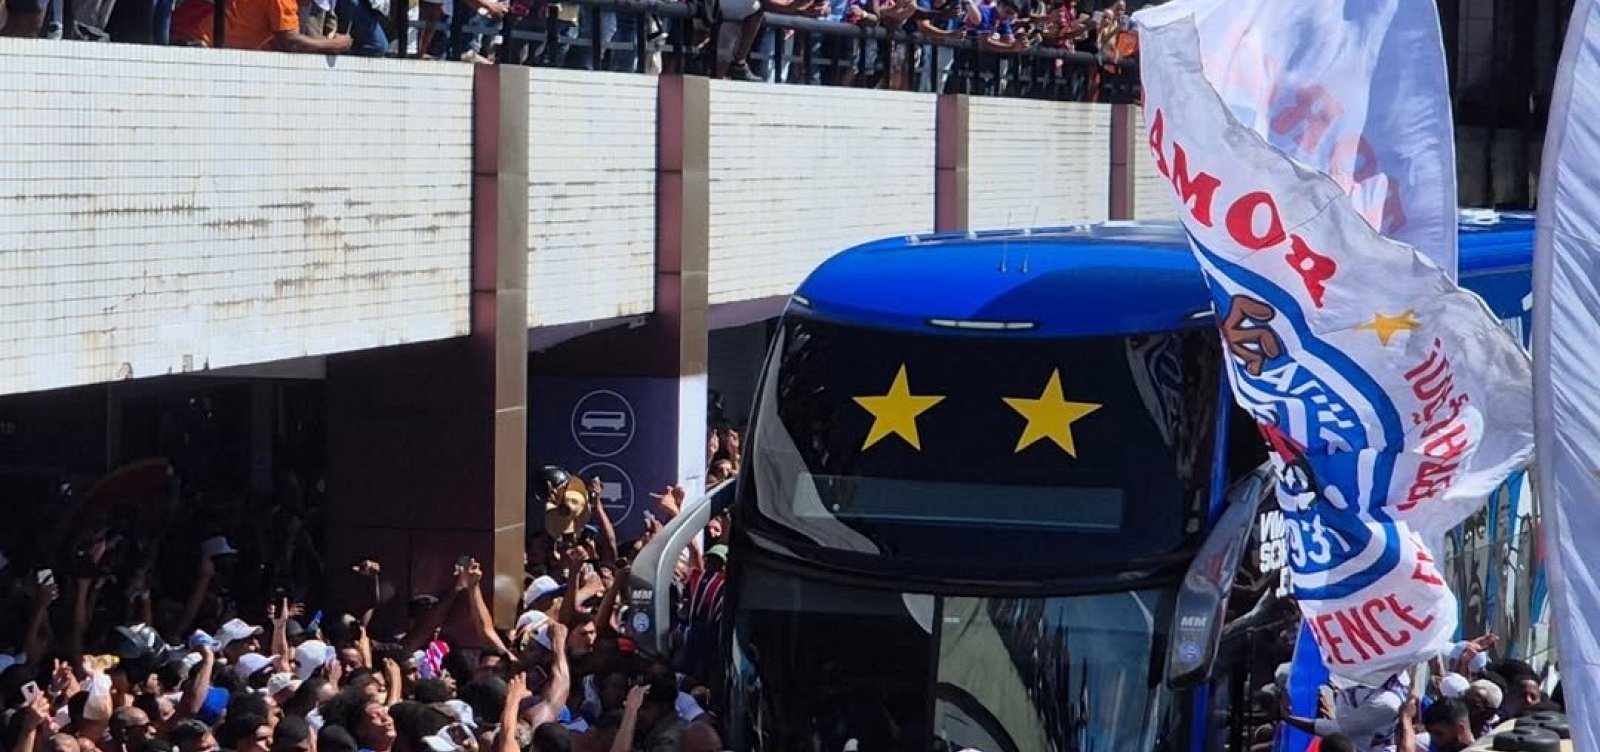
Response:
627,213,1541,752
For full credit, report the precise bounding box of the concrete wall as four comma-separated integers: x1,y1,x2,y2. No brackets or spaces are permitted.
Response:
1130,106,1178,221
0,40,474,395
0,38,1140,398
526,70,658,327
965,99,1111,229
704,83,937,305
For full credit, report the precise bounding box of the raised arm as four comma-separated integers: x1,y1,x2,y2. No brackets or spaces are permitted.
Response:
400,566,467,656
590,479,619,565
498,673,531,752
1396,695,1421,752
594,567,626,634
522,622,569,728
353,560,383,628
608,686,648,752
178,647,216,720
176,555,217,640
12,691,52,752
23,576,57,662
461,559,514,658
268,598,296,674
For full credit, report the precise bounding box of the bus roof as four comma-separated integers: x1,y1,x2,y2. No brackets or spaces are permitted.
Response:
792,213,1533,338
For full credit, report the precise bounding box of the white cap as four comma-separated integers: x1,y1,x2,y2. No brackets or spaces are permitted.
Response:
443,700,477,731
266,672,302,698
522,576,562,607
1440,672,1472,698
235,653,277,678
217,619,263,650
293,640,337,680
421,736,459,752
1470,678,1504,708
515,610,549,632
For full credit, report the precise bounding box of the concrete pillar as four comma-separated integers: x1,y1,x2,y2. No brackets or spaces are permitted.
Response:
1108,104,1136,220
522,75,710,543
935,94,970,232
323,65,529,632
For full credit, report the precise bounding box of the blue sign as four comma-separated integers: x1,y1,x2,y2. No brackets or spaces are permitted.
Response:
530,376,684,542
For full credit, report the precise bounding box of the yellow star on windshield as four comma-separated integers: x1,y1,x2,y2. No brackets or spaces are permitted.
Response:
853,365,945,451
1004,370,1102,456
1357,309,1421,346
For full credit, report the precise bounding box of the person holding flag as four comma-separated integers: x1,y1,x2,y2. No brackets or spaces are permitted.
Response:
1131,0,1535,749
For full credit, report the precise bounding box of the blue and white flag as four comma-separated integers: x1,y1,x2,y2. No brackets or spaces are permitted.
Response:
1533,0,1600,745
1135,0,1459,275
1134,8,1534,684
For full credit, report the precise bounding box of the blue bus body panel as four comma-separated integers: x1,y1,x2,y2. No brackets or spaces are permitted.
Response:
795,216,1533,338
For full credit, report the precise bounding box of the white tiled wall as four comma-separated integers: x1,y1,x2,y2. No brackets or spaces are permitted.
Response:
0,40,473,396
1132,106,1178,221
965,99,1111,229
706,82,936,305
526,69,657,327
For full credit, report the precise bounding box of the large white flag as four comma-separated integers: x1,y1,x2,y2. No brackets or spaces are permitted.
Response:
1533,0,1600,745
1134,12,1535,684
1134,0,1458,275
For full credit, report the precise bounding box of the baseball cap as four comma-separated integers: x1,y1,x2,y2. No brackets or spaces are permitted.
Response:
706,544,729,562
217,619,263,650
514,611,553,650
522,576,562,607
1441,672,1472,698
266,672,302,699
235,653,277,679
442,700,477,731
293,640,337,680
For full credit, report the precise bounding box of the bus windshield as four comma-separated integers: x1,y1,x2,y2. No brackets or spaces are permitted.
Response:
741,312,1221,581
727,563,1182,752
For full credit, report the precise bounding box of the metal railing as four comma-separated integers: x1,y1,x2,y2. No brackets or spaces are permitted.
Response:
412,0,1140,100
48,0,1139,102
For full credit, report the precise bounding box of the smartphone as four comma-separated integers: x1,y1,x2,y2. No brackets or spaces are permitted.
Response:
36,569,53,586
456,555,471,570
20,681,41,705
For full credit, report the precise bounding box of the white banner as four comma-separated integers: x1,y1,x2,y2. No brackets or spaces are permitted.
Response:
1533,0,1600,745
1133,13,1535,684
1134,0,1458,275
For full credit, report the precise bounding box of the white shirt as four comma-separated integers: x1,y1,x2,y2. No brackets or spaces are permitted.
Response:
1313,675,1407,752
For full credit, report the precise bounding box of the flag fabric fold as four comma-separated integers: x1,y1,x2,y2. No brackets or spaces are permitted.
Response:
1533,0,1600,745
1133,0,1459,275
1133,8,1534,685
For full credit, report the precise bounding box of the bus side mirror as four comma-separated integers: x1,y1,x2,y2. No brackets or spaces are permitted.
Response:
622,479,737,657
1165,464,1272,690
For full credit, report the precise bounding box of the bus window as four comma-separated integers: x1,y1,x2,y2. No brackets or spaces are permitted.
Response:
739,313,1220,583
935,590,1177,752
727,564,935,752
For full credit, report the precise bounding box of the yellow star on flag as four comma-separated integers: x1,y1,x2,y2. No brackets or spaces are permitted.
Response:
1004,369,1102,456
853,365,946,451
1356,309,1421,346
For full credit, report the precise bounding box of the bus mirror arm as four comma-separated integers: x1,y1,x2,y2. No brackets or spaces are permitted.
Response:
621,479,738,657
1165,463,1274,690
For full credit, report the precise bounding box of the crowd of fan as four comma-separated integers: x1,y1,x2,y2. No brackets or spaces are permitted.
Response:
0,413,747,752
1266,635,1570,752
0,0,1141,94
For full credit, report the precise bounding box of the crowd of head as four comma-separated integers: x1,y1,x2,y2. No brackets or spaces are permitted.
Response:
0,398,747,752
0,0,1142,96
1266,635,1568,752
